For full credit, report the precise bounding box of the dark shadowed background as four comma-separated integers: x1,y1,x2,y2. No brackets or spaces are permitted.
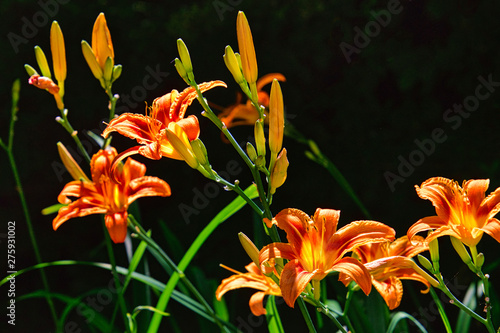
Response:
1,0,500,332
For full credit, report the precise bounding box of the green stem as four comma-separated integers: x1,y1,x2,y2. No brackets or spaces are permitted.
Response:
107,89,118,121
304,294,348,333
342,284,356,333
128,216,230,333
436,273,495,333
56,110,91,164
0,80,58,328
297,297,318,333
103,222,130,333
429,287,452,333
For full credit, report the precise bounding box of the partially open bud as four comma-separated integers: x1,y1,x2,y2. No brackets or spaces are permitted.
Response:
57,142,90,182
269,79,284,155
236,11,257,85
238,232,260,267
28,75,59,96
270,148,289,194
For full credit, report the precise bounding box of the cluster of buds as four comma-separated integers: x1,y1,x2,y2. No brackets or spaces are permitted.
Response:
81,13,122,91
25,21,66,110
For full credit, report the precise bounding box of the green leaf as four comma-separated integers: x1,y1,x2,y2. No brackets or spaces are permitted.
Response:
387,312,427,333
266,296,285,333
213,294,229,323
455,282,477,333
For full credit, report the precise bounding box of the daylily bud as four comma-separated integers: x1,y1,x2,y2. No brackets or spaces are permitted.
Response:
191,138,209,167
50,21,66,83
57,142,90,182
92,13,114,70
28,75,59,95
34,46,52,79
223,45,245,84
238,232,260,267
81,40,103,80
450,236,476,273
112,65,122,83
476,253,485,269
236,11,258,84
254,119,266,157
166,122,199,169
177,38,193,75
174,58,188,83
270,148,289,194
417,255,433,272
246,142,257,162
428,237,440,272
24,64,39,77
269,79,284,155
103,56,114,83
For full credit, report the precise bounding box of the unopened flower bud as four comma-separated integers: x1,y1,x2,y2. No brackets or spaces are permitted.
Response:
236,11,257,84
112,65,122,83
103,56,114,84
81,40,104,80
50,21,66,83
24,64,39,77
254,119,266,157
476,253,485,269
177,38,193,76
165,122,199,170
224,45,244,84
417,255,433,272
57,142,90,182
238,232,260,267
246,142,257,162
174,58,188,83
269,79,284,155
34,46,52,79
270,148,289,194
191,138,209,167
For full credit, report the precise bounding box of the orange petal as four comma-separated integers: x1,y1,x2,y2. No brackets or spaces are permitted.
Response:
53,200,107,230
415,177,458,221
115,155,147,185
333,257,372,295
170,80,227,121
249,292,267,316
372,276,403,310
463,179,489,212
256,73,286,92
90,148,116,184
279,259,316,308
482,218,500,244
329,221,395,259
271,208,312,252
259,242,295,274
105,211,128,243
388,235,428,258
176,115,200,141
102,113,160,144
128,176,171,203
479,187,500,221
407,215,447,241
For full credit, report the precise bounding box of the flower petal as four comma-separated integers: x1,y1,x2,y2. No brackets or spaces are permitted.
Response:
103,113,160,144
259,242,295,274
372,276,403,310
332,257,372,295
415,177,458,221
128,176,171,203
279,259,316,308
170,80,227,121
249,292,267,316
53,200,107,230
482,218,500,244
176,115,200,141
105,211,128,243
328,220,395,259
271,208,312,253
407,215,447,241
479,187,500,221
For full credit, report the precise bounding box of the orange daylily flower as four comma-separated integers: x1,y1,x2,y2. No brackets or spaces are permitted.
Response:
218,73,286,129
339,236,431,310
407,177,500,247
53,147,171,243
216,262,282,316
102,81,226,165
259,208,395,307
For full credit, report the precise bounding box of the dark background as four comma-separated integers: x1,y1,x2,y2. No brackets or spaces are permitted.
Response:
1,0,500,332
